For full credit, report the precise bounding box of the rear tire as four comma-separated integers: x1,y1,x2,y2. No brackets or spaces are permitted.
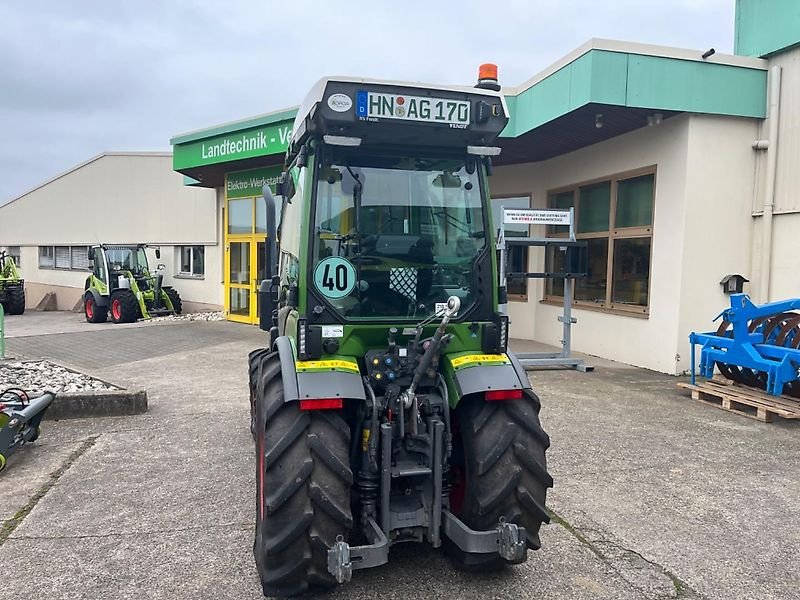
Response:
446,389,553,571
252,352,353,597
84,293,108,323
248,348,273,441
109,290,139,324
6,286,25,315
164,287,182,315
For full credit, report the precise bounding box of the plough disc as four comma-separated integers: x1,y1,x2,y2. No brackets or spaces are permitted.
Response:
714,312,800,398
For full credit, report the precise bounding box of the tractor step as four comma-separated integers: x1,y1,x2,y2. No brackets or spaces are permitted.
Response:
678,380,800,422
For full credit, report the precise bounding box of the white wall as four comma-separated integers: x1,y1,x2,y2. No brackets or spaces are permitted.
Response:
157,191,225,308
767,214,800,300
0,153,216,245
748,46,800,302
769,46,800,214
676,115,760,375
493,115,692,373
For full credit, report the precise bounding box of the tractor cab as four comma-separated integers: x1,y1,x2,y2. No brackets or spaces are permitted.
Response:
83,244,182,324
261,73,510,338
311,154,484,320
91,245,154,292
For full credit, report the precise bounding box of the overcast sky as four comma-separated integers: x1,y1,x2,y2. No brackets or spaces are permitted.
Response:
0,0,734,204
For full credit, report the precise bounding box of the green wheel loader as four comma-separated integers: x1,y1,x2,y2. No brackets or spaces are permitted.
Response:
0,251,25,315
249,66,552,597
83,244,182,324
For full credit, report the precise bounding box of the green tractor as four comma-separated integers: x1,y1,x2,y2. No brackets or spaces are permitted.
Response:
83,244,182,324
0,250,25,315
248,67,552,597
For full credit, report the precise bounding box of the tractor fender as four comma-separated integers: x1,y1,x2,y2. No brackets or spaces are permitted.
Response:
85,287,108,308
507,351,533,389
450,350,532,398
273,336,366,403
274,336,301,401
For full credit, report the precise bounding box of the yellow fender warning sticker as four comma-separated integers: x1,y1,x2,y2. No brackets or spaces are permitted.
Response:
450,354,510,369
295,359,360,373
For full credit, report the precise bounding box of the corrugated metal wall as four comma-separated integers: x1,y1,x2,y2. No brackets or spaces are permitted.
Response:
773,46,800,213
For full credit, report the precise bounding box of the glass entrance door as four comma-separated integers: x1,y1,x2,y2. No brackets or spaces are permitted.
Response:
225,196,266,324
227,241,252,323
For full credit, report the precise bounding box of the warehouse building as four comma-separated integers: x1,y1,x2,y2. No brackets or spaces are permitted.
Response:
2,0,797,375
0,153,219,312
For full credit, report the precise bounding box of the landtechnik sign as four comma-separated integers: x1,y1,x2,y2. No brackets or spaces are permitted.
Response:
173,119,293,170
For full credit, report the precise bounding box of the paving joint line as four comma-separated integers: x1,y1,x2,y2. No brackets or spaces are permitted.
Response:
0,435,100,545
548,508,704,599
9,522,252,542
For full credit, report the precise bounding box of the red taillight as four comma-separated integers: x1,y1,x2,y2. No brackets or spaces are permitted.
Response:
299,398,343,411
485,389,523,401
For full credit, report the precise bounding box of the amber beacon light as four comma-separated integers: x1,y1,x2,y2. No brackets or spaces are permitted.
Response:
476,63,500,91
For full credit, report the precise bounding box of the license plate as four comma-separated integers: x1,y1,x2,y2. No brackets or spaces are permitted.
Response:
357,91,470,125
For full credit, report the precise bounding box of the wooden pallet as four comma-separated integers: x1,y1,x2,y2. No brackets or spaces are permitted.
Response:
677,379,800,423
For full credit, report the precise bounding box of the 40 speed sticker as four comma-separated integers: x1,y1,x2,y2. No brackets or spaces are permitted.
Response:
449,353,510,369
314,256,356,299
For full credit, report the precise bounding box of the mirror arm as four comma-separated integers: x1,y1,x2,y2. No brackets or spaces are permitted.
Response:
259,184,279,333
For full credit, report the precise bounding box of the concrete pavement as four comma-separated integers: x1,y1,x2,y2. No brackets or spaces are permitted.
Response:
2,310,147,338
1,315,798,599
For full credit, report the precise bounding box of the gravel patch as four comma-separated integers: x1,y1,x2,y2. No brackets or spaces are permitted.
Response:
0,360,119,395
147,311,225,323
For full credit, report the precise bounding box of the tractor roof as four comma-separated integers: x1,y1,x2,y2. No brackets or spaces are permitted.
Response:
289,76,509,160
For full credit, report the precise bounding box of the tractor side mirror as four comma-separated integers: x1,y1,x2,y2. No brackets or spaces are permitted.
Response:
155,248,161,259
297,145,309,168
259,184,279,332
87,247,95,261
276,172,287,198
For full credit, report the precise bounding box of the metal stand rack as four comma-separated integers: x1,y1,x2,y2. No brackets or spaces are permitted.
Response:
497,207,593,372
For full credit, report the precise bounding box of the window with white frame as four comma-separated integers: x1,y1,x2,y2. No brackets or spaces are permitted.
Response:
7,246,21,266
178,246,205,277
38,245,91,270
54,246,71,269
70,246,90,270
38,246,55,268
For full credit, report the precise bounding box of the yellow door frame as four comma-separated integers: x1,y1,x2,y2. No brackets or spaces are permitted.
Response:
224,196,265,325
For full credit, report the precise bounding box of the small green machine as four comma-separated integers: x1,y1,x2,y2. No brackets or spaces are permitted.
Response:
0,389,54,473
0,250,25,315
83,244,182,323
249,65,552,597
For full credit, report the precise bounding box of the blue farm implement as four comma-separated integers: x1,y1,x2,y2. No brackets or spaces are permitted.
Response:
0,389,54,472
690,294,800,397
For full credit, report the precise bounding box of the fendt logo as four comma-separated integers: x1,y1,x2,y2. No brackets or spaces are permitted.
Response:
327,93,353,112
